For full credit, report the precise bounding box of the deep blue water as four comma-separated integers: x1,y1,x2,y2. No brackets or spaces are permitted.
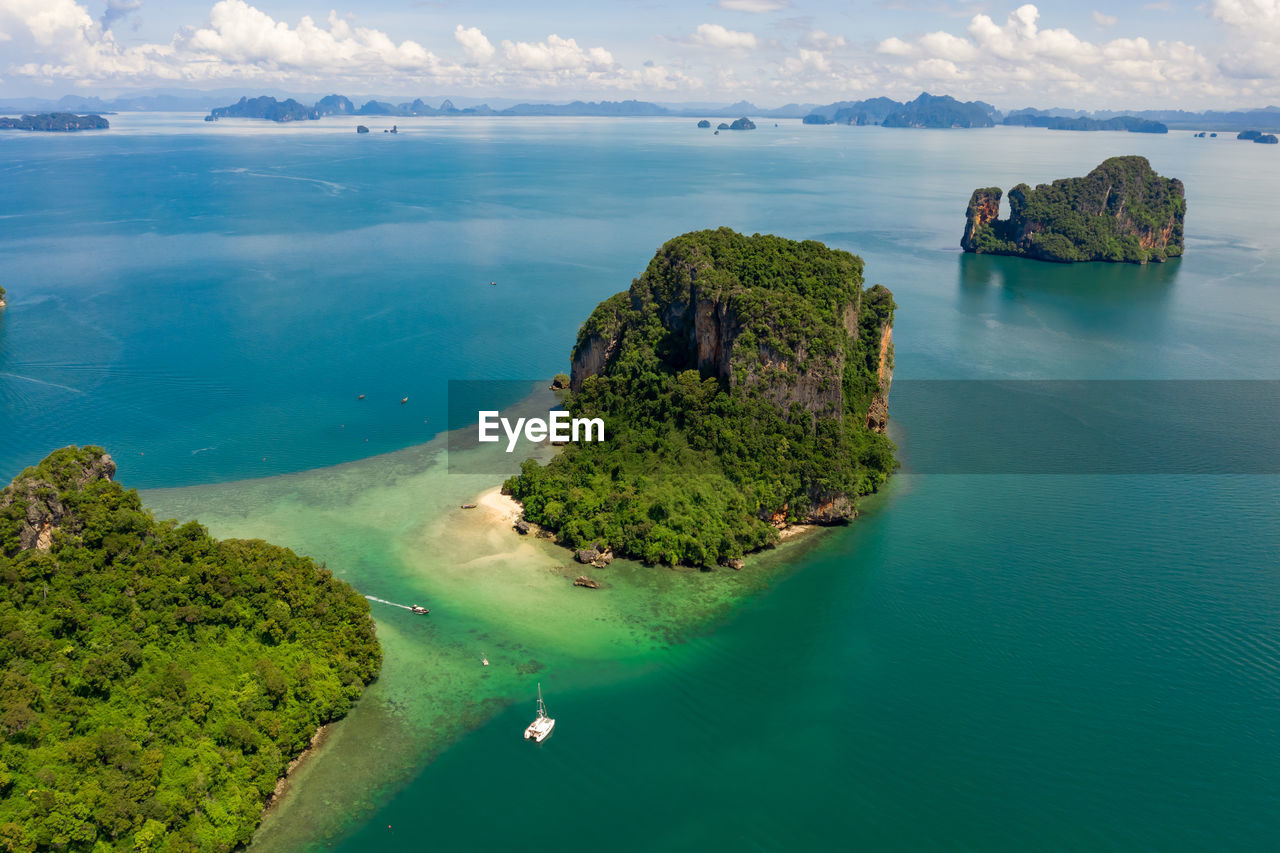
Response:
3,113,1280,851
4,114,1278,487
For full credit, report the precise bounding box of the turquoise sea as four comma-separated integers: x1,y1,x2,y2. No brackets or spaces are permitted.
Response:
2,113,1279,850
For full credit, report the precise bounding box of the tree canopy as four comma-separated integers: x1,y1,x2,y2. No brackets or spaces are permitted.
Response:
0,447,381,852
506,229,896,568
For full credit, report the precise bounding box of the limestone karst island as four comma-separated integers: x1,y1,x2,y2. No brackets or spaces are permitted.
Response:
961,156,1186,264
505,228,896,568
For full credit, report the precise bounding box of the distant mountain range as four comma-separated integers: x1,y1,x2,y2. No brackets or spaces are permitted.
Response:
3,89,1278,132
204,94,817,121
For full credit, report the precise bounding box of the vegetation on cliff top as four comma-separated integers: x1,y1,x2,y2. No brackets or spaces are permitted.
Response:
505,229,896,568
0,447,381,852
961,156,1186,264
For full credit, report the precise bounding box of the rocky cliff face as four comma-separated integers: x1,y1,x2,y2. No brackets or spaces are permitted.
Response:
570,251,893,431
961,188,1002,253
0,446,116,551
567,229,895,526
960,156,1186,264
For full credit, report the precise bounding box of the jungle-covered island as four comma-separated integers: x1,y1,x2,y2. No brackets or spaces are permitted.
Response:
0,113,109,132
0,447,381,851
961,156,1186,264
505,229,896,568
1002,114,1168,133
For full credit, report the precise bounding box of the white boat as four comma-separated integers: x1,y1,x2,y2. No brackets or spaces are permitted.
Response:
523,683,555,743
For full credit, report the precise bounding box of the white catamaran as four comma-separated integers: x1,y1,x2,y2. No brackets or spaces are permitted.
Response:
523,683,556,743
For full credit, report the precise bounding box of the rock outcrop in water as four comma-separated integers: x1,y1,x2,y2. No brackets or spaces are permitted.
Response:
509,228,897,567
961,156,1185,264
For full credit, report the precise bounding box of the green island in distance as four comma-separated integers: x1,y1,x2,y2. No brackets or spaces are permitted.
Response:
0,447,381,852
961,156,1186,264
505,228,896,569
0,114,109,132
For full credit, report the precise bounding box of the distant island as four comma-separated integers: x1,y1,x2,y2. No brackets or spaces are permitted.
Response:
504,228,896,568
804,93,996,128
0,113,108,131
1003,114,1167,133
961,156,1185,264
1238,130,1279,144
208,94,675,122
0,446,381,850
697,119,711,128
0,285,6,308
728,116,756,130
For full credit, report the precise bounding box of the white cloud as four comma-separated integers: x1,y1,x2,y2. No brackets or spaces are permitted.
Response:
801,28,846,50
716,0,789,11
919,30,978,61
862,4,1231,106
690,23,758,49
0,0,642,91
877,36,914,56
501,34,613,71
1212,0,1280,77
1092,11,1118,26
454,24,493,63
182,3,435,72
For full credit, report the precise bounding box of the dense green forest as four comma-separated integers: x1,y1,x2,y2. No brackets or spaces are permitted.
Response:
505,229,896,568
962,156,1186,264
0,447,381,852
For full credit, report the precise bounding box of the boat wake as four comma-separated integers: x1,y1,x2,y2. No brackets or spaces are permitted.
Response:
363,595,414,611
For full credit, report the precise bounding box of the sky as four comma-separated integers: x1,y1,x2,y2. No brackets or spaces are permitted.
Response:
0,0,1278,110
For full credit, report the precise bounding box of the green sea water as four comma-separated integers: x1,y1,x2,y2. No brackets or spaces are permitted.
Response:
3,114,1279,850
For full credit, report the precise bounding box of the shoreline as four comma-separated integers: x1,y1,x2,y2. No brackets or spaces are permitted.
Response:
263,722,333,815
478,483,823,565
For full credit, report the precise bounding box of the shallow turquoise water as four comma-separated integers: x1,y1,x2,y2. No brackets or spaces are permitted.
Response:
3,114,1279,850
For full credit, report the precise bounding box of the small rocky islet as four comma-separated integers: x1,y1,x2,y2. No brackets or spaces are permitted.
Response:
961,155,1185,264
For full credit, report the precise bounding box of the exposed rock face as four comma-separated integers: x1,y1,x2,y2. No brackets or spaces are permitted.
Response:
961,189,1002,253
865,325,893,434
565,229,895,528
961,156,1186,264
571,238,895,440
573,576,602,589
574,547,613,567
0,446,116,551
514,519,531,535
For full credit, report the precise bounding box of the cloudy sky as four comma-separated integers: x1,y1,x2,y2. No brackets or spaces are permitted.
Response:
0,0,1277,109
